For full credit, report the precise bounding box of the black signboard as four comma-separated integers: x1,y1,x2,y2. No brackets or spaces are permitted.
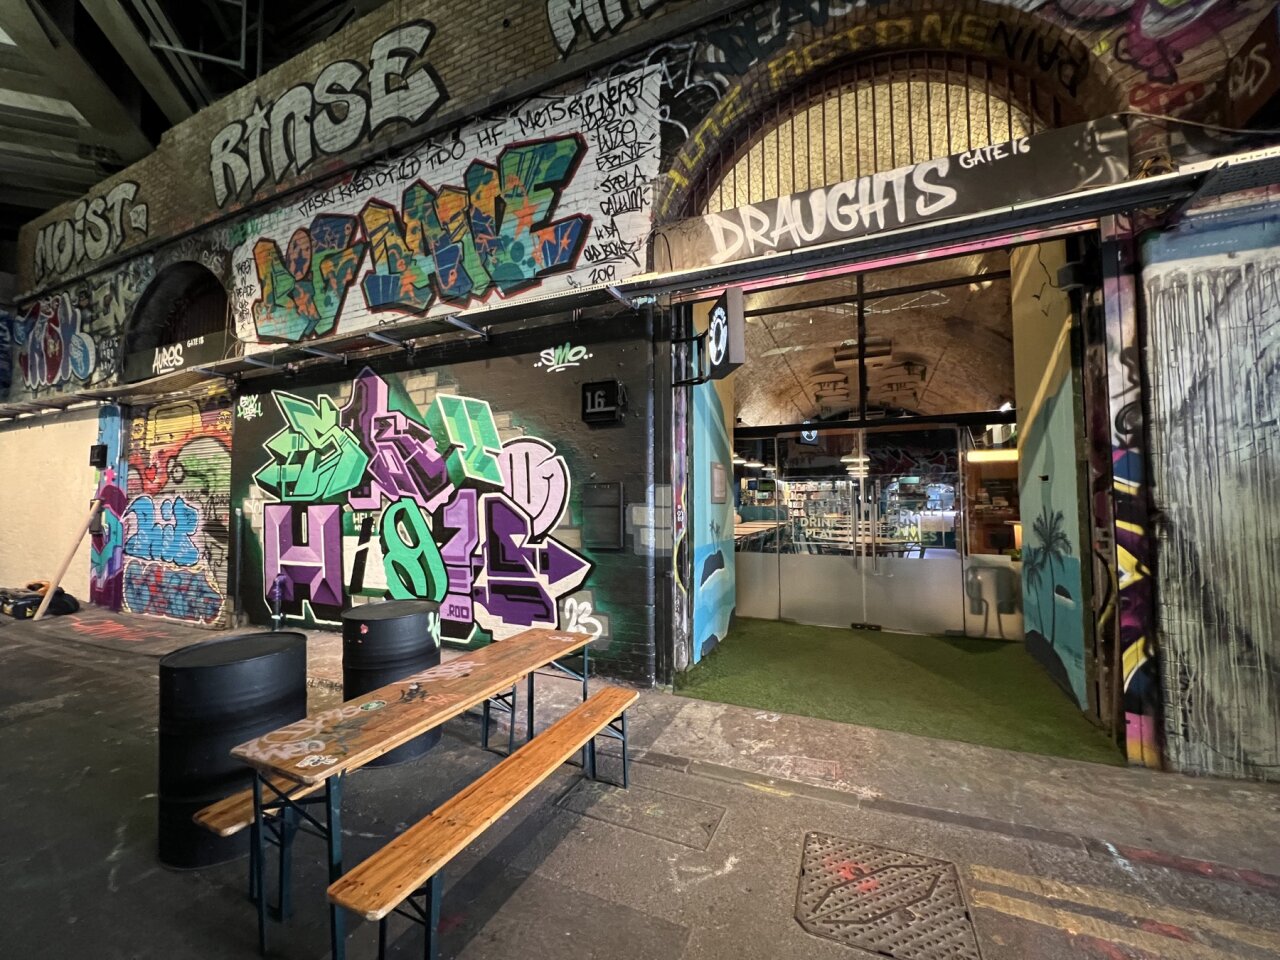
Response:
707,286,745,380
658,118,1129,271
582,379,623,424
1228,9,1280,128
124,332,228,383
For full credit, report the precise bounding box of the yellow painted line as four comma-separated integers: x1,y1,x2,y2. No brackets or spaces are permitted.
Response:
742,781,793,798
971,866,1280,955
971,889,1241,960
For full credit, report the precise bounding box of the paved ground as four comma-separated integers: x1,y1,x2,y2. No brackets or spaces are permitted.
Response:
2,612,1279,960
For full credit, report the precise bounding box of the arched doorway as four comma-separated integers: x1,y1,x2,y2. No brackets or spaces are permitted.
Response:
676,46,1119,760
122,261,230,382
687,51,1073,217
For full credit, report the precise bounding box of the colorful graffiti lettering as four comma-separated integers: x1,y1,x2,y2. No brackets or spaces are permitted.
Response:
10,258,154,401
254,215,366,342
263,503,345,613
15,293,96,391
123,397,232,626
122,560,224,624
125,496,201,566
233,68,659,351
1101,217,1161,769
90,406,128,611
249,367,591,641
342,368,452,512
255,392,369,501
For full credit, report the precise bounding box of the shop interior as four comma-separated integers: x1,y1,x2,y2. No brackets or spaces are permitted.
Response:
682,242,1120,762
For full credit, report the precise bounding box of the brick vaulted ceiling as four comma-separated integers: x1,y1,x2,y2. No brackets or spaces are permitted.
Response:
734,250,1016,426
0,0,390,264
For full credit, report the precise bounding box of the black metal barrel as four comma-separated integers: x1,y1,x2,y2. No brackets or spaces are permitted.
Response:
157,631,307,869
342,600,441,765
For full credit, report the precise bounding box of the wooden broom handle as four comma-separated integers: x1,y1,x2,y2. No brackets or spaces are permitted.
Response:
33,499,103,622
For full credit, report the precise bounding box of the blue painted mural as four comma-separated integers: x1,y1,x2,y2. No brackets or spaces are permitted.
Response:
690,377,735,664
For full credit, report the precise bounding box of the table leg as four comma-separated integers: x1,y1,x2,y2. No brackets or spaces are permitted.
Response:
251,773,267,955
327,772,346,960
582,647,596,776
526,672,535,743
276,806,298,920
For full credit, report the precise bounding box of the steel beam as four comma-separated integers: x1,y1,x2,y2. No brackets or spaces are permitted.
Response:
79,0,193,125
0,0,151,162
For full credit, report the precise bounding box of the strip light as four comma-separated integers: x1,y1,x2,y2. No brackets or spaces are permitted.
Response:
966,449,1018,463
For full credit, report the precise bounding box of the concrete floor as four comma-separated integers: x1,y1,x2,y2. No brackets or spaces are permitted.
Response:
2,612,1279,960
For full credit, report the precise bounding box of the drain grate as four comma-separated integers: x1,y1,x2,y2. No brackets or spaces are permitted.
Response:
795,833,981,959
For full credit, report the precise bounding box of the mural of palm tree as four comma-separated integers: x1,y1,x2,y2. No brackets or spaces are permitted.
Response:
1021,544,1045,636
1031,504,1072,646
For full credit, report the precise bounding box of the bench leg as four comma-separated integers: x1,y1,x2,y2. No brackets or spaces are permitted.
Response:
327,773,346,960
507,683,517,757
621,711,629,790
481,698,491,751
422,872,442,960
377,918,388,960
251,774,268,956
581,647,591,772
526,672,535,742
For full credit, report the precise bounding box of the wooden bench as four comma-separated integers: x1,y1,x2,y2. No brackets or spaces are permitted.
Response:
328,686,637,958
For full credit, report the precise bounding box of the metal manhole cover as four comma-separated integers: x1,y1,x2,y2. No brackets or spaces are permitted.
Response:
795,833,981,959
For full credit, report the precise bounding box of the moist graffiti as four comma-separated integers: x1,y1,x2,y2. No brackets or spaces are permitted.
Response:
245,367,592,642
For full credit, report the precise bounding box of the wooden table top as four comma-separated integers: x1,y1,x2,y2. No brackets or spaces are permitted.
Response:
230,628,593,785
733,521,783,539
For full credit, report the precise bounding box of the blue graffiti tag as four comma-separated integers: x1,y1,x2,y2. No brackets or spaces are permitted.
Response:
125,495,200,567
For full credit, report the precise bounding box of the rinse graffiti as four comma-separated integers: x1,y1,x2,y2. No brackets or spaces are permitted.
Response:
211,21,447,207
246,368,592,642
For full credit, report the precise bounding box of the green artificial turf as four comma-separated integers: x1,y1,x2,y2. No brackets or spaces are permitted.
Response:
676,617,1123,765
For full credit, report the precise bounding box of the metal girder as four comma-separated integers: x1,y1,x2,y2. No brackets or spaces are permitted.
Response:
0,45,45,96
78,0,193,125
0,183,83,210
0,0,151,163
0,147,100,188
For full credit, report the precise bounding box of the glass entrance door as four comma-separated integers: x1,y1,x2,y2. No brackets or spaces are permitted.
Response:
773,424,965,634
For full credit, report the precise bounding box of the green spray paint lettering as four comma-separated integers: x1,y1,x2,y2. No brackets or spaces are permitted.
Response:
380,498,447,601
425,394,503,489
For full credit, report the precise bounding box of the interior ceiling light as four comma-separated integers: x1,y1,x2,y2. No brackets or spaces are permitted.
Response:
762,465,777,472
966,449,1018,463
840,453,869,463
744,459,765,468
998,400,1013,412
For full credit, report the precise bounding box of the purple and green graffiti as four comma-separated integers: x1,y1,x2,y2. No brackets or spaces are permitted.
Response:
254,367,591,641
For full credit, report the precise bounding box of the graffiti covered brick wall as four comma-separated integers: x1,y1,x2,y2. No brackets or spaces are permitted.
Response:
229,68,660,352
233,337,656,680
90,405,128,612
123,397,233,626
8,257,156,403
1143,196,1280,780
